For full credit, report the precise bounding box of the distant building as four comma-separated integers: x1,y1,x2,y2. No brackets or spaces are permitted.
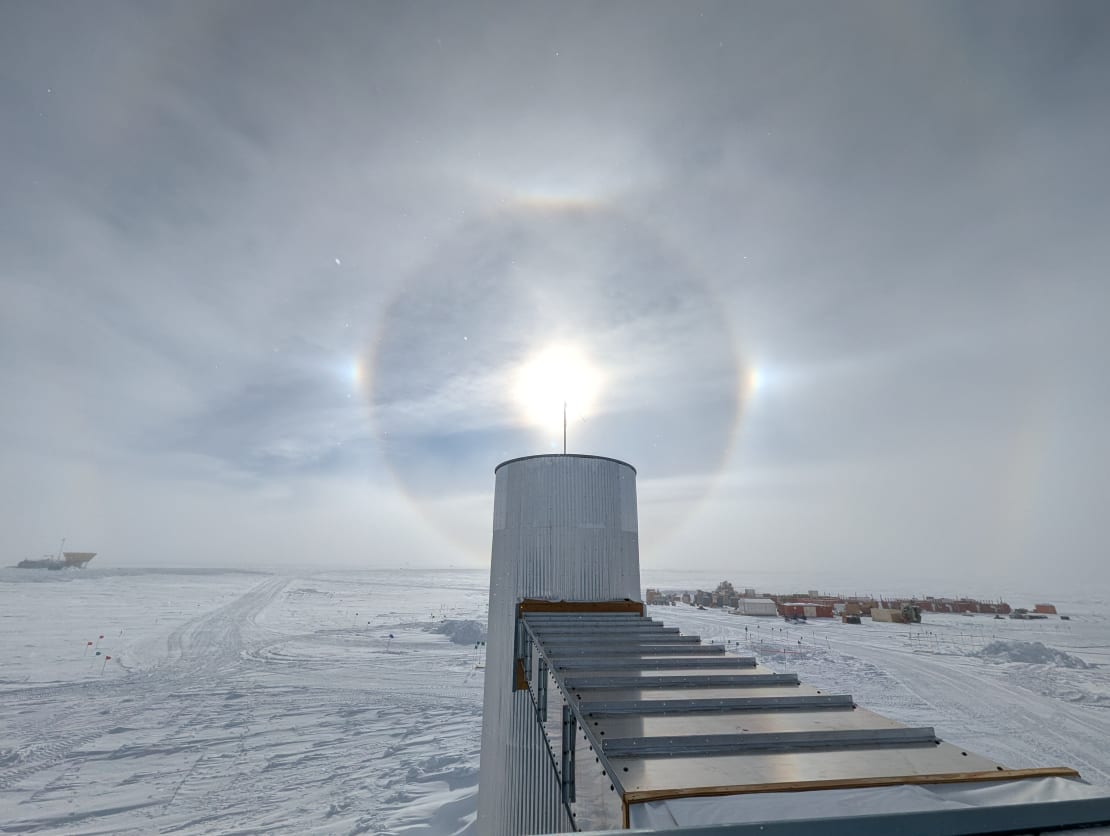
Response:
781,602,835,619
733,597,777,616
872,608,903,623
872,605,922,624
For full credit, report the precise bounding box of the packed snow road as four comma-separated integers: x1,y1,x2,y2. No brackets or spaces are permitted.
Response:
0,569,486,835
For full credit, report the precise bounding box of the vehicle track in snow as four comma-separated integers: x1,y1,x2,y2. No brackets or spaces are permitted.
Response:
1,573,483,835
0,577,288,801
832,637,1110,785
161,575,290,675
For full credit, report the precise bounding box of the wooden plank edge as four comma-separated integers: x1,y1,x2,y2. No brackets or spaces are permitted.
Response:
518,599,645,616
512,659,528,691
621,766,1082,808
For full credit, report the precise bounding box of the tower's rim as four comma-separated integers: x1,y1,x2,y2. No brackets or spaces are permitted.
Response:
494,453,637,475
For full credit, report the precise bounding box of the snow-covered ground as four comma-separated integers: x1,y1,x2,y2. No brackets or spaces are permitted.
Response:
0,569,488,835
2,568,1108,834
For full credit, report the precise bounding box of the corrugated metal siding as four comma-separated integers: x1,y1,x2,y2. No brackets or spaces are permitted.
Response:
494,470,509,531
479,455,640,835
620,471,638,534
481,689,570,835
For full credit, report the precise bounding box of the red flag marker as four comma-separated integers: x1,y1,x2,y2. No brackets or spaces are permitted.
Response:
101,655,112,674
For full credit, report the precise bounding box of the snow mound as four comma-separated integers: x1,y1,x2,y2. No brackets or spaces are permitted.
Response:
978,640,1090,668
432,619,487,646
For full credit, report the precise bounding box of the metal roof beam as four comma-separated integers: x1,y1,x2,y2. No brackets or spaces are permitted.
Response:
553,657,757,671
564,673,801,690
532,626,682,636
602,726,939,758
538,635,702,646
544,644,727,657
579,695,855,715
523,614,652,624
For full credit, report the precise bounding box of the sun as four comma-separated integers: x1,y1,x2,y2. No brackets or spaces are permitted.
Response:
512,343,605,434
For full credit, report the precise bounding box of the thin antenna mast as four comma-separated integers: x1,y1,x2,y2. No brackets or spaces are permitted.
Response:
563,401,567,454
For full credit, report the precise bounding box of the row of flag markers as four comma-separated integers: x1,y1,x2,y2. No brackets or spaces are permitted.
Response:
83,634,106,655
78,634,117,674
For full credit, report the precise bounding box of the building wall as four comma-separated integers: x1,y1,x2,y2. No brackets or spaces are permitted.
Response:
478,455,641,835
736,598,778,616
872,607,905,623
487,689,574,834
781,602,835,619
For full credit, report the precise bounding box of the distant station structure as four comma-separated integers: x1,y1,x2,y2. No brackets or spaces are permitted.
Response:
477,454,1110,835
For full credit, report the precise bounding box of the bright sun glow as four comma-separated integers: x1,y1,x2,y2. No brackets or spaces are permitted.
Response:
512,343,605,432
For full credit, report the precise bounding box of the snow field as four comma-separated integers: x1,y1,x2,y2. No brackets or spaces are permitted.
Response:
3,567,1108,835
0,569,267,688
0,569,488,835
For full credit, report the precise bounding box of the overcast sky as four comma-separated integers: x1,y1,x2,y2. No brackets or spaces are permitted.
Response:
3,1,1108,590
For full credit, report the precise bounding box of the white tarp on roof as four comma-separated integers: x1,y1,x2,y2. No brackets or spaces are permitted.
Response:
629,777,1110,829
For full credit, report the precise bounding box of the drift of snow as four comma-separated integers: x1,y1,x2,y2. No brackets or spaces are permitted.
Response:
432,619,487,646
978,639,1092,668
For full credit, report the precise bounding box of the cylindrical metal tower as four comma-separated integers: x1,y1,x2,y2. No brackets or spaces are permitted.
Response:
478,454,641,835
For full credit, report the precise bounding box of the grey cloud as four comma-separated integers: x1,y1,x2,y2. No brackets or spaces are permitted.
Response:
2,2,1108,581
